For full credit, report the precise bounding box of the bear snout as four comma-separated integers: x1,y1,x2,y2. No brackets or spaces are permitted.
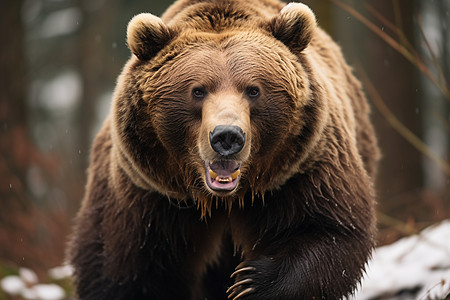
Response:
209,125,245,157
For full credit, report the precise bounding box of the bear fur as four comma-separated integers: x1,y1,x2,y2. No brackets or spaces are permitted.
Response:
68,0,379,299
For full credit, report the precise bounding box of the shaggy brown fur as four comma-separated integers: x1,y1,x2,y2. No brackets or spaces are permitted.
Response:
68,0,379,299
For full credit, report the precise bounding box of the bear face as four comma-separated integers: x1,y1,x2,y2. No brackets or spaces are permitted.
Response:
112,3,324,214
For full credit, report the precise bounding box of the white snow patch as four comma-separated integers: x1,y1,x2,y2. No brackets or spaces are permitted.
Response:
19,267,39,285
49,265,73,280
1,267,68,300
21,287,39,299
353,220,450,300
28,283,66,300
1,275,25,295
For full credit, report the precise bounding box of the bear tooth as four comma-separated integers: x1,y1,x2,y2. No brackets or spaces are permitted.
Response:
209,169,218,179
231,169,240,180
217,177,231,183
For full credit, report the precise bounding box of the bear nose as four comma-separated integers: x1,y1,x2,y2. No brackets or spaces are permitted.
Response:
209,125,245,156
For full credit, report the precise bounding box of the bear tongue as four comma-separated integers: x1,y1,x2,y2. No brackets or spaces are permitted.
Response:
208,160,240,183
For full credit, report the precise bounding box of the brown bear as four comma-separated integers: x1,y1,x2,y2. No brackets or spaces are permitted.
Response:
68,0,380,299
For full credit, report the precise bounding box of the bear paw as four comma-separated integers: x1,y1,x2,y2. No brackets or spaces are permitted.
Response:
227,257,278,300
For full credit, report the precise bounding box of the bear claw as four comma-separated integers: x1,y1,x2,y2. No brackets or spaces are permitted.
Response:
226,278,253,294
228,287,255,300
230,266,256,278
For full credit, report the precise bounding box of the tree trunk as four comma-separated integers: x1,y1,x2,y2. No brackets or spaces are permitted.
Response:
0,0,30,211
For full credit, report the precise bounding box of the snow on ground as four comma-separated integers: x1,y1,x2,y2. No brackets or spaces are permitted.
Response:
353,219,450,300
48,265,73,281
0,266,70,300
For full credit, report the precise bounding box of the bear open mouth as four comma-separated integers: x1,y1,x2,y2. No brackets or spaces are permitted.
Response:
205,160,241,192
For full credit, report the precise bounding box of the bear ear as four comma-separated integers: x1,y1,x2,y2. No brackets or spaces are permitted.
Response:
127,13,175,61
268,3,317,53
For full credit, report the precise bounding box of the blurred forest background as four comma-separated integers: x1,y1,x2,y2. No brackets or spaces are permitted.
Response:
0,0,449,290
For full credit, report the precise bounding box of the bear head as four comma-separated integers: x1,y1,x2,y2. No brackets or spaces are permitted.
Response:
111,2,326,215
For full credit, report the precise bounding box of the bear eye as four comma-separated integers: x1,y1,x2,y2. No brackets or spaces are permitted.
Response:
247,86,260,99
192,87,206,100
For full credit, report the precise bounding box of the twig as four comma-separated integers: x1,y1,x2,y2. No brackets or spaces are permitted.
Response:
364,3,417,59
416,15,449,93
330,0,450,99
377,212,418,236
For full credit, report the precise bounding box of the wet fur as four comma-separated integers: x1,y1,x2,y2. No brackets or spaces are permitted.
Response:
68,0,379,299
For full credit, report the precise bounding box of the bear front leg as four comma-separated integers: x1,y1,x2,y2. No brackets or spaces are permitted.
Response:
227,229,372,300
